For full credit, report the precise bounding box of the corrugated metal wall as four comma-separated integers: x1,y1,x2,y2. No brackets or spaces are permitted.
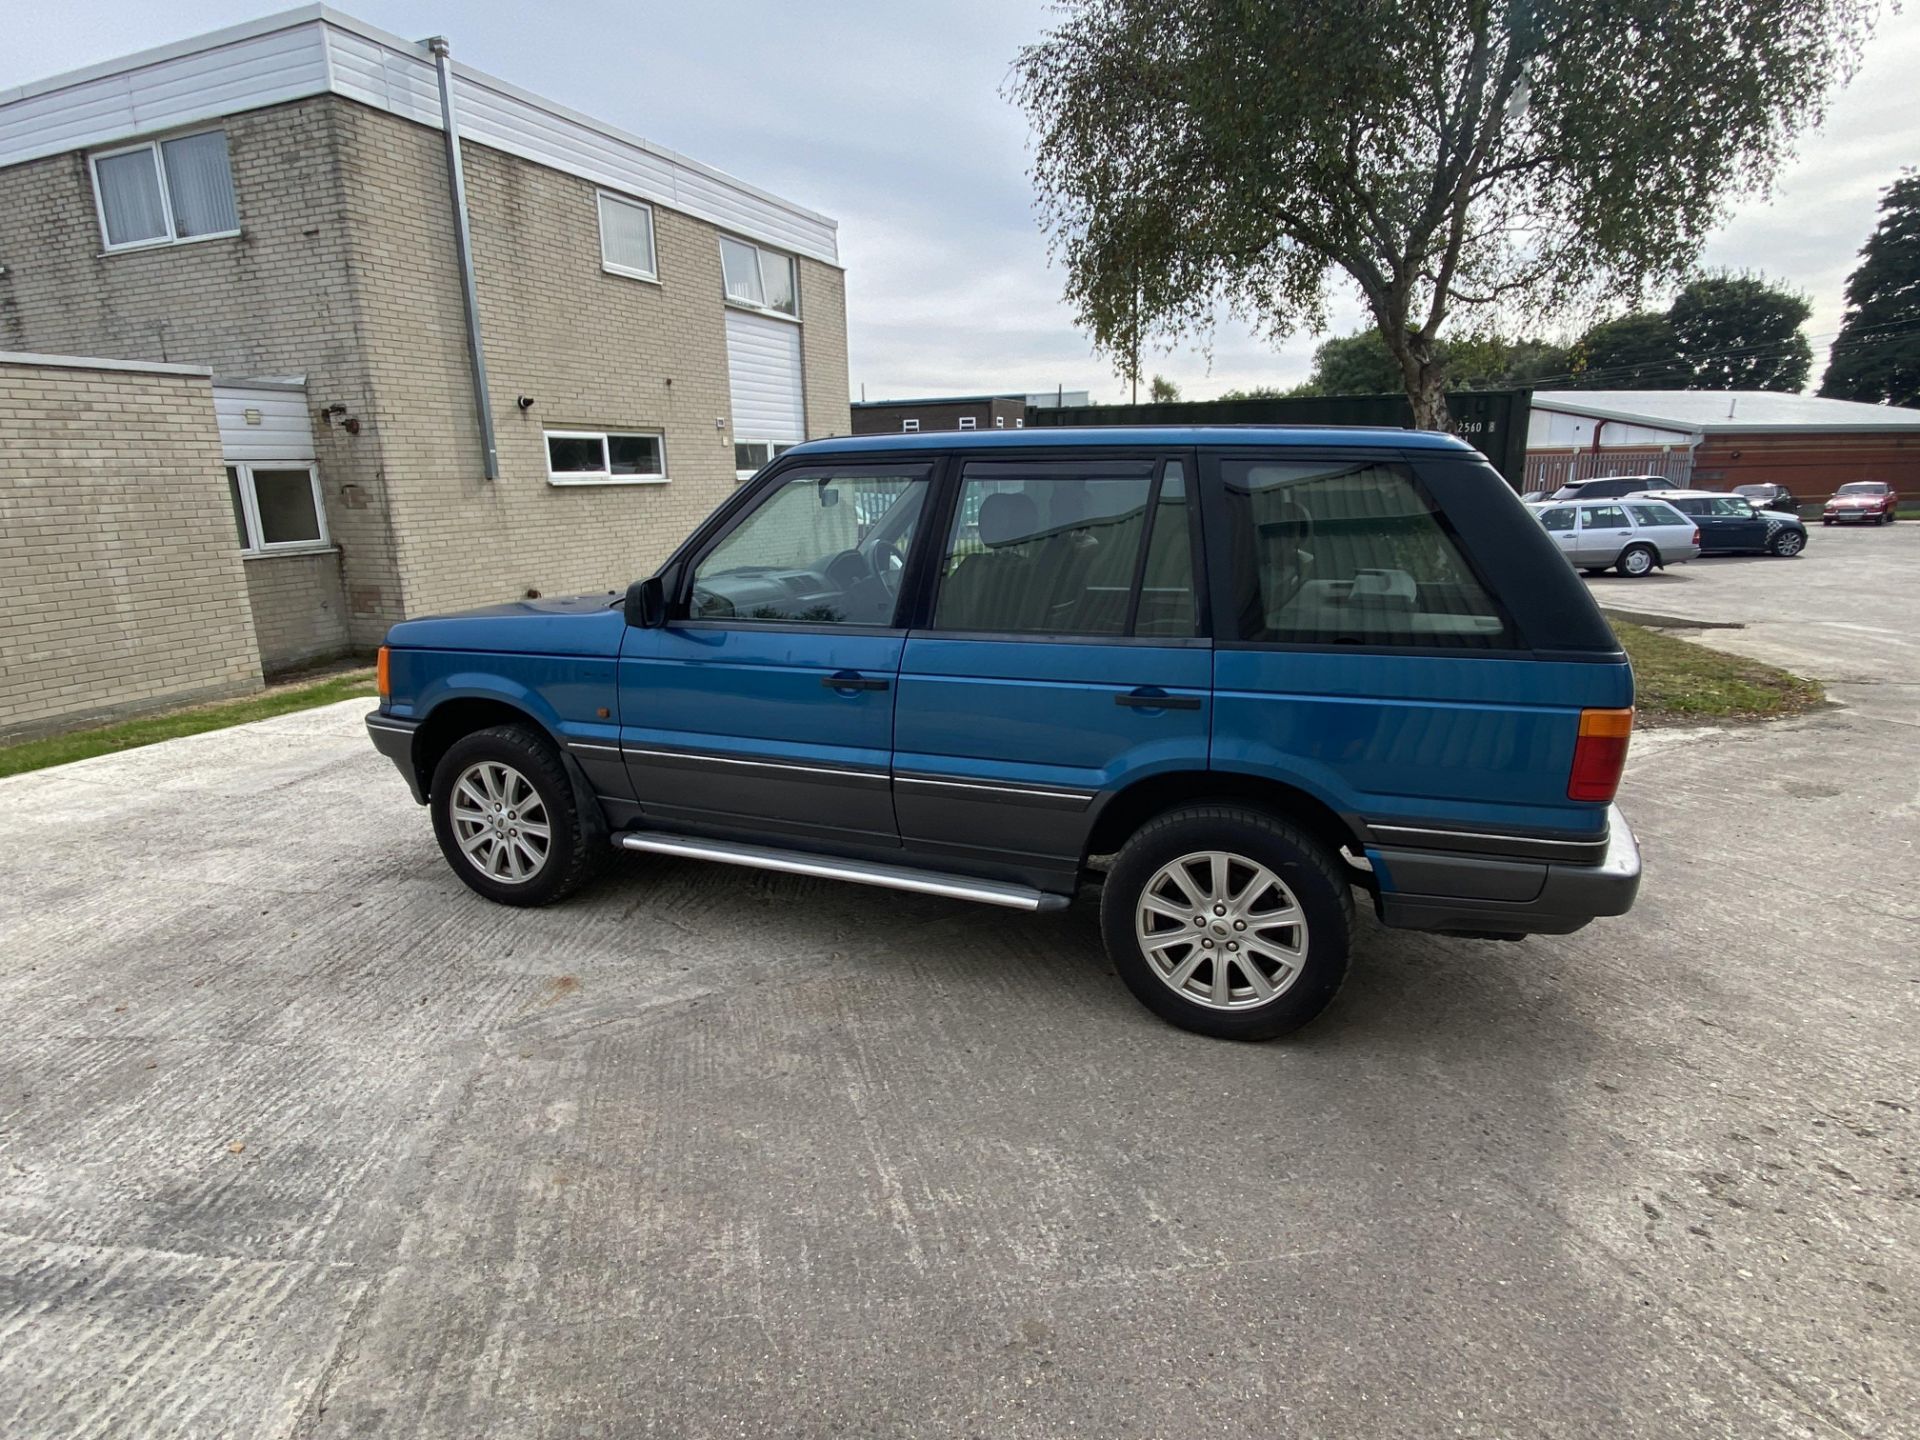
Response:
725,311,805,445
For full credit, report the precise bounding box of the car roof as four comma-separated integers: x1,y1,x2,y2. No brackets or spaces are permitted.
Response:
1527,495,1684,508
783,425,1479,457
1632,488,1727,498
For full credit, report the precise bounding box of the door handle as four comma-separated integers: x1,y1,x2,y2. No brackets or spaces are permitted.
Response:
821,671,889,693
1116,688,1201,711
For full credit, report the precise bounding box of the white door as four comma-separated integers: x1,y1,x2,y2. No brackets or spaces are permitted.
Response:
725,310,805,458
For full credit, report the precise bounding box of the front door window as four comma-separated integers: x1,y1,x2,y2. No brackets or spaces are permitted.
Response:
690,469,928,626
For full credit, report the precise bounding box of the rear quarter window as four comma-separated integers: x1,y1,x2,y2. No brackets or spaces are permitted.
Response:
1217,458,1513,649
1628,503,1688,527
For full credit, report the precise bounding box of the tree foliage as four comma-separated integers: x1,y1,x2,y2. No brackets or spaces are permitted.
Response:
1148,374,1182,402
1566,273,1811,390
1821,171,1920,407
1011,0,1873,426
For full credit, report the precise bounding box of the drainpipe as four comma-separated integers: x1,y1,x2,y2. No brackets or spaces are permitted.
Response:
427,35,499,480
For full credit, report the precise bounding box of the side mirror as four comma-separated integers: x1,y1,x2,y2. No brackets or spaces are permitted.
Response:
625,575,666,628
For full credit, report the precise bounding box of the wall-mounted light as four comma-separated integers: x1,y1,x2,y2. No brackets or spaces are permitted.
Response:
516,395,536,410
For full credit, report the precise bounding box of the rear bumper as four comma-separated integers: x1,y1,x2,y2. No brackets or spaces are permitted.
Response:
1370,804,1641,938
365,711,425,803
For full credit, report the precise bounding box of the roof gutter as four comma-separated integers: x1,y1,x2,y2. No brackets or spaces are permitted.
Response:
427,35,499,481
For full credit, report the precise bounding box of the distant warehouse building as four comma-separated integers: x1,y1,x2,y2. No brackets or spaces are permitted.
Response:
1525,391,1920,501
851,391,1092,435
0,5,849,687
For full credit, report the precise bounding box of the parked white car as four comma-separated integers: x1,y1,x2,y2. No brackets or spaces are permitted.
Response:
1526,497,1700,578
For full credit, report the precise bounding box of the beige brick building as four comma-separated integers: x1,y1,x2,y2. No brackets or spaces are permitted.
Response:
0,7,850,677
0,355,263,736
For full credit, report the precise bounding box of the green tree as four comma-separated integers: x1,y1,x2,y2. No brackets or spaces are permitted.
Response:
1670,271,1812,390
1570,313,1685,388
1310,331,1402,393
1567,274,1811,389
1148,374,1182,402
1822,171,1920,407
1011,0,1872,428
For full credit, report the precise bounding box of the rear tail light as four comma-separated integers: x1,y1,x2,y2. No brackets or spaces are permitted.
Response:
1569,707,1633,802
1691,527,1701,547
376,645,391,699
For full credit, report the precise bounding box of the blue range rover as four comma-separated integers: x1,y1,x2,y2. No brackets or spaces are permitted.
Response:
368,428,1640,1040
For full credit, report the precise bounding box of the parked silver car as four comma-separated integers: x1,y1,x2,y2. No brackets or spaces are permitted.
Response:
1527,497,1700,578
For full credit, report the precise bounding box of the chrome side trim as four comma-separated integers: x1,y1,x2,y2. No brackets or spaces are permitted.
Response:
565,740,624,758
893,773,1096,808
622,745,890,788
1370,823,1610,865
615,832,1069,911
365,718,419,736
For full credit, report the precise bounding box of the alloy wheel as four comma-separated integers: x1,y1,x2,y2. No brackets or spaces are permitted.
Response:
449,761,552,884
1134,850,1310,1010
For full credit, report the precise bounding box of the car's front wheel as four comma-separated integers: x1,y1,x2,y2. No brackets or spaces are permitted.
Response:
1101,806,1352,1041
430,724,601,906
1770,529,1806,557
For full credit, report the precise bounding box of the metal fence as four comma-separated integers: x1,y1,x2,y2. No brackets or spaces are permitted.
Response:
1522,449,1693,493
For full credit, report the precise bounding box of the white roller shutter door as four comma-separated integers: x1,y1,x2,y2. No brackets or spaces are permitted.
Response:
726,311,805,445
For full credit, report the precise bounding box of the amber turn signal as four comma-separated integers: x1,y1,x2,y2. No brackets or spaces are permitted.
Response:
1568,707,1632,802
376,645,391,699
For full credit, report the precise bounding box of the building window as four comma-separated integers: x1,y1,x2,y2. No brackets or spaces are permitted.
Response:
733,439,795,482
92,129,238,251
994,416,1006,428
958,416,977,430
902,418,920,432
719,235,798,317
545,429,668,485
227,463,327,552
597,191,657,280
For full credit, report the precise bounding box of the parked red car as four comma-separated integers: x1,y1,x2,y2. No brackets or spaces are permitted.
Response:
1823,481,1899,526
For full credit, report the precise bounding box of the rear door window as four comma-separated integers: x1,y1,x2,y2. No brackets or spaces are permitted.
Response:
931,458,1198,636
1579,504,1629,530
1217,459,1512,648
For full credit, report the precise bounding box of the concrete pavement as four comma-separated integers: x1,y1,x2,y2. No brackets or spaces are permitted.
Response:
1,539,1915,1438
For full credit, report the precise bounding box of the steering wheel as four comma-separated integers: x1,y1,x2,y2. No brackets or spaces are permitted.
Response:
870,540,907,596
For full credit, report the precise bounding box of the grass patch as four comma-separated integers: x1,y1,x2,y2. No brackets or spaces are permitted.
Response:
1613,621,1823,725
0,668,377,779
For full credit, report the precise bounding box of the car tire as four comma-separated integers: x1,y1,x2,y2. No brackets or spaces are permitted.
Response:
1769,530,1806,557
1616,544,1657,578
1822,518,1833,526
1100,805,1353,1041
1581,567,1608,577
430,724,602,907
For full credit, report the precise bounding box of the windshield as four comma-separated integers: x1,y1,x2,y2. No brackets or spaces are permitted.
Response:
1836,482,1888,495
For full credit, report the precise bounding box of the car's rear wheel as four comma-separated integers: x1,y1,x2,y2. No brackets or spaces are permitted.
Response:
430,724,601,907
1616,544,1657,578
1101,806,1352,1041
1770,529,1806,557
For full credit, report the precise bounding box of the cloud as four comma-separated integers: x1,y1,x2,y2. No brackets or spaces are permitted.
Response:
4,0,1912,400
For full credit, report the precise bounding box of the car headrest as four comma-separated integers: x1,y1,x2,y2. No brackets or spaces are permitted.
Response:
978,491,1042,548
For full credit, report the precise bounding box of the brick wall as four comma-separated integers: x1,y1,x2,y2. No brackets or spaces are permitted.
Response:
0,98,404,647
244,550,351,673
0,94,853,631
0,358,262,738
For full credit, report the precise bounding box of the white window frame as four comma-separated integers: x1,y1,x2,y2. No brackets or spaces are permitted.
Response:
719,235,800,320
902,418,920,432
544,428,670,486
732,438,796,484
89,128,240,253
958,416,977,430
228,462,329,555
596,190,659,282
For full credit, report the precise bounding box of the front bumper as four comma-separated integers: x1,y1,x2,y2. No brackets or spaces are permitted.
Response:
1825,509,1882,522
365,710,425,803
1370,804,1641,938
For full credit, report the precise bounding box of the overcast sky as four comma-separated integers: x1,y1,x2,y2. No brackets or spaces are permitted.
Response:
6,1,1916,402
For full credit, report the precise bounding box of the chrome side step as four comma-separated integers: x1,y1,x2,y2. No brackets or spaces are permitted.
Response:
614,832,1069,912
